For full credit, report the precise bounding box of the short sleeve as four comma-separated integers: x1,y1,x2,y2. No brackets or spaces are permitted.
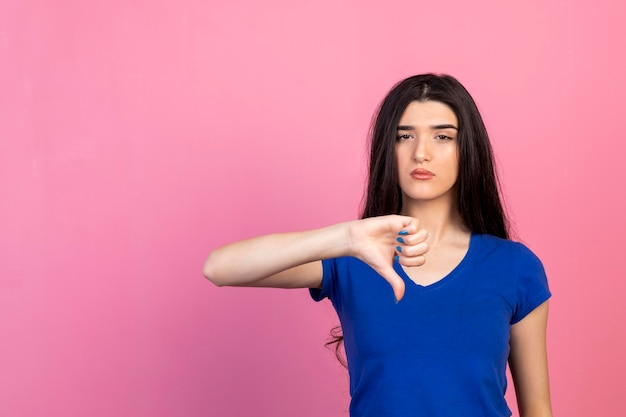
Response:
309,258,337,302
511,244,552,324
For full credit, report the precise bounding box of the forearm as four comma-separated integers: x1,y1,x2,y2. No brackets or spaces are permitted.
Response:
203,222,352,287
518,402,553,417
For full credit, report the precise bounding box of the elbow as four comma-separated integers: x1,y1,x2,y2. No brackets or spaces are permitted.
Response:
202,253,226,287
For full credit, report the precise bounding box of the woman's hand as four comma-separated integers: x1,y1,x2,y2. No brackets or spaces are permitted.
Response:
348,215,428,302
204,215,427,301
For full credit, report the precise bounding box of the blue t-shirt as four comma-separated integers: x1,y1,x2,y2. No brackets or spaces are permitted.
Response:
310,234,551,417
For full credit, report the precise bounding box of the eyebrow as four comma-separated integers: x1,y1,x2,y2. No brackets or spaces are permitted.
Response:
396,124,458,131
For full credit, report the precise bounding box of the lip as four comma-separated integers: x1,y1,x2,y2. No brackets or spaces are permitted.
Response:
410,168,435,180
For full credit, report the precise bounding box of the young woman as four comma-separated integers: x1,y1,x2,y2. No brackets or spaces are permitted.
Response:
204,74,552,417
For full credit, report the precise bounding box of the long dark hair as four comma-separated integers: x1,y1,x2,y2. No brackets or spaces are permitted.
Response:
328,73,510,366
363,73,509,236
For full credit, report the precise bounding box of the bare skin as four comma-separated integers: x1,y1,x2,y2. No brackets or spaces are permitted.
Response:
204,99,552,417
393,101,472,287
204,215,429,301
510,302,553,417
393,101,552,416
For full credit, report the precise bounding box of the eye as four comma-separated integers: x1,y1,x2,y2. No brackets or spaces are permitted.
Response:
435,134,454,141
396,134,413,142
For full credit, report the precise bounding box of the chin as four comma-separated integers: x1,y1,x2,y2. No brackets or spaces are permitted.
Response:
402,191,456,205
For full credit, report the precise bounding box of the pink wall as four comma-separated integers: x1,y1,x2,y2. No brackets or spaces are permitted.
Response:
1,1,625,416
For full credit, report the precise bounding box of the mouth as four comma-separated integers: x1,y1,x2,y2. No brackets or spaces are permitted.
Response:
410,168,435,180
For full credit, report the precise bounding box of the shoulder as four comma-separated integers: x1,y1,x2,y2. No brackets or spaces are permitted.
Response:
472,234,544,267
471,234,551,323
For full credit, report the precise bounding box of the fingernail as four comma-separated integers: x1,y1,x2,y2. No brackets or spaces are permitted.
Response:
394,255,399,263
398,230,408,235
396,246,402,253
396,237,405,244
394,296,399,304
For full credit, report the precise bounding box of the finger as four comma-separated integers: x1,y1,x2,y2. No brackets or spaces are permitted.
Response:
412,228,429,243
397,225,418,236
378,265,406,302
397,241,429,257
395,230,428,247
398,254,426,267
396,218,427,240
395,216,420,235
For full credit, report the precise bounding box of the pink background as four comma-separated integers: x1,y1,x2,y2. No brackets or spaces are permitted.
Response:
1,1,625,416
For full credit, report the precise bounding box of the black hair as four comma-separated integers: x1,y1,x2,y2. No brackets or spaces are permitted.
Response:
362,73,509,238
328,73,510,367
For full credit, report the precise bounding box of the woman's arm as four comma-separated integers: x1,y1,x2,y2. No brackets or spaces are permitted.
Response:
203,215,428,301
509,301,553,417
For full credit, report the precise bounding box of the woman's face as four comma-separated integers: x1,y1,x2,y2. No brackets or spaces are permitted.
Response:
395,100,459,206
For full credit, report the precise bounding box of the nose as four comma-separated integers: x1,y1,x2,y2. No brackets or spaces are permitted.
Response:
413,137,430,162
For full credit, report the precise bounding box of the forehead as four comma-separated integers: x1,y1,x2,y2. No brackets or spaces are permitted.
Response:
398,100,458,126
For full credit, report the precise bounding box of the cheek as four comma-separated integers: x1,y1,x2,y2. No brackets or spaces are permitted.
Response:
452,158,460,180
450,148,460,173
395,148,407,170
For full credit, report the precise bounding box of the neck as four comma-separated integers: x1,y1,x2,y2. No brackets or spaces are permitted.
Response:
400,196,469,246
